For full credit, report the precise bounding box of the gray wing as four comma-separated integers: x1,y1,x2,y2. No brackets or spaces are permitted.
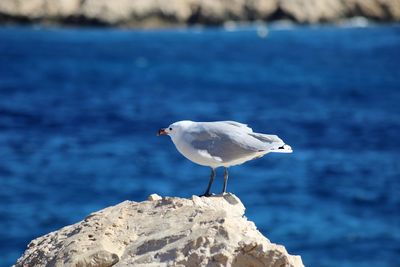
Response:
248,133,284,146
220,121,253,133
184,122,266,162
248,132,292,152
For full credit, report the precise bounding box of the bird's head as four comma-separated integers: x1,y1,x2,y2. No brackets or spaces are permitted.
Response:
157,120,193,139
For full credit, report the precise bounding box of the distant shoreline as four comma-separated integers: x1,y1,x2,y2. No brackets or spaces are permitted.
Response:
1,0,399,29
1,18,397,32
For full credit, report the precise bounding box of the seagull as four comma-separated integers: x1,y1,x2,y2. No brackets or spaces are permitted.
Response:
158,120,292,196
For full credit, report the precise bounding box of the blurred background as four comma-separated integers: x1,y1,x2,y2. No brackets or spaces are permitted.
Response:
0,1,400,267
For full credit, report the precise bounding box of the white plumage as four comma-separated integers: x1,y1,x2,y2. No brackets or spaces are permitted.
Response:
158,120,292,196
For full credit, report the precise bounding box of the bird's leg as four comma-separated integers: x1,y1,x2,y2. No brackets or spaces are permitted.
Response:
222,167,229,194
200,168,215,197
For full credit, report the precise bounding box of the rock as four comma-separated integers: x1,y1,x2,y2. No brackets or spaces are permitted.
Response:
345,0,400,21
245,0,279,20
76,0,194,27
44,0,80,17
14,193,304,267
0,0,80,19
0,0,45,18
279,0,348,23
0,0,400,27
148,193,162,201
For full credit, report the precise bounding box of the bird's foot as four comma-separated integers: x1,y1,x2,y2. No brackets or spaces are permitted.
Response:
199,192,214,197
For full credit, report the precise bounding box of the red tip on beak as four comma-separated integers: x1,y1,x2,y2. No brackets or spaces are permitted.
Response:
157,128,167,136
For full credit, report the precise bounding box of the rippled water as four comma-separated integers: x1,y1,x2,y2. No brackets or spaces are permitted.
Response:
0,24,399,267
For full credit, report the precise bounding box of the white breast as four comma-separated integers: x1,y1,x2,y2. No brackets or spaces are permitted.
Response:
170,135,267,168
171,135,224,168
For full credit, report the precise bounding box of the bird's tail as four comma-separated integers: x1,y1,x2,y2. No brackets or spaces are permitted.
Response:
272,144,293,153
250,133,293,153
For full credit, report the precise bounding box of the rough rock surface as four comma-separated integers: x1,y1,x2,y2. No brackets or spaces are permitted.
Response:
0,0,399,27
14,194,304,267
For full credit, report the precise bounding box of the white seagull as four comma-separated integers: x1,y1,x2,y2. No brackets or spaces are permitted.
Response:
158,120,292,196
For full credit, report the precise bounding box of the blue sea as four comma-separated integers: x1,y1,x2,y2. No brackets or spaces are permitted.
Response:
0,24,399,267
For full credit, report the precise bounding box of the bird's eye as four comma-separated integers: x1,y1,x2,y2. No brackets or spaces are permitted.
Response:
169,127,172,131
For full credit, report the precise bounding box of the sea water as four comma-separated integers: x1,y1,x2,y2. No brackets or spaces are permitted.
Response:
0,24,399,267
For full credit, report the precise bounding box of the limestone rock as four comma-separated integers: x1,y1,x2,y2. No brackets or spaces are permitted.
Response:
14,194,304,267
279,0,347,23
148,193,162,201
345,0,400,21
245,0,279,20
0,0,80,19
0,0,45,18
44,0,80,18
1,0,400,26
79,0,134,24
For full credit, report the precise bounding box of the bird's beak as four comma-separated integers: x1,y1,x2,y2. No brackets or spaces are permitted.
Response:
157,128,168,136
